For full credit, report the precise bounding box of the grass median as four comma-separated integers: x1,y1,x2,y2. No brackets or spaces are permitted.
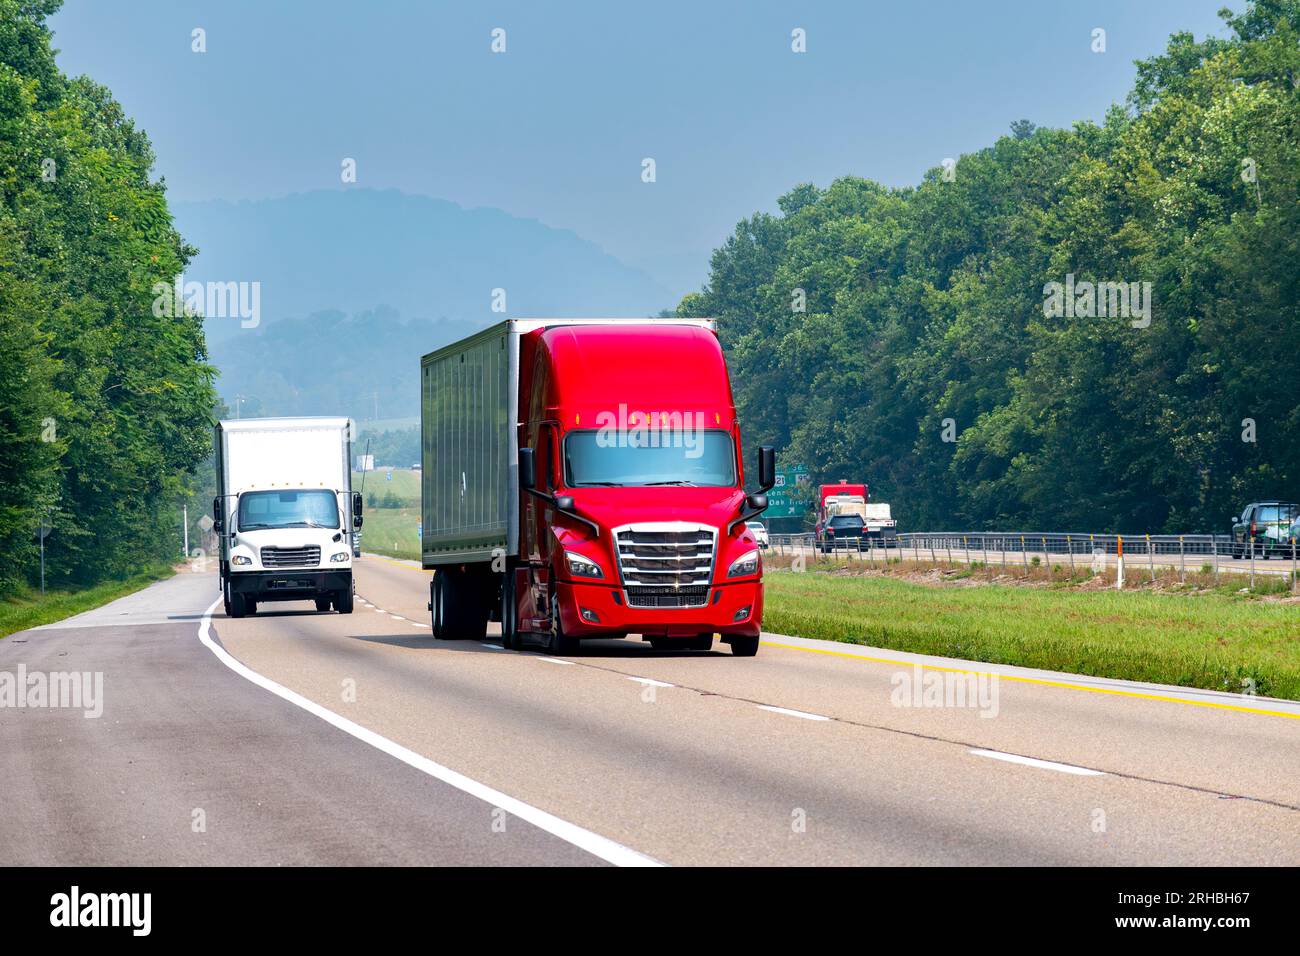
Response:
762,569,1300,700
0,565,176,640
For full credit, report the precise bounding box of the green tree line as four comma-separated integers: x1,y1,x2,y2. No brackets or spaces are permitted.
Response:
682,1,1300,534
0,0,214,595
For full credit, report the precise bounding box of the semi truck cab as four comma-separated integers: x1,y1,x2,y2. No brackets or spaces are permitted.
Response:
421,319,774,656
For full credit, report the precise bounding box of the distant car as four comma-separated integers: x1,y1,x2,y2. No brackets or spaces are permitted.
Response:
411,463,421,470
745,520,769,549
816,513,866,552
1231,501,1299,558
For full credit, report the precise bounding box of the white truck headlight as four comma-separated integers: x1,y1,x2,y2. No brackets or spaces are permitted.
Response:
232,555,253,566
565,551,603,579
727,550,760,578
330,551,350,563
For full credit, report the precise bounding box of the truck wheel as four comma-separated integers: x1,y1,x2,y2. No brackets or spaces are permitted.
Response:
500,572,520,650
435,568,489,641
546,585,579,655
689,634,713,651
228,591,247,619
727,634,760,657
430,574,445,638
315,597,331,612
246,599,258,615
334,589,354,614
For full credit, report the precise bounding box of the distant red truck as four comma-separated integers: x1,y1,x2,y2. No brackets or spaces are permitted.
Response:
420,319,775,656
815,481,869,552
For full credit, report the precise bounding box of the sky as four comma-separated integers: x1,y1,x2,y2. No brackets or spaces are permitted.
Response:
49,0,1231,293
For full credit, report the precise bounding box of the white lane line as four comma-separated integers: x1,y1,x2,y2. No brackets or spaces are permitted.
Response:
197,598,662,867
390,614,406,621
372,608,385,613
536,657,574,666
480,642,503,650
756,704,830,721
627,676,673,688
410,622,430,628
969,749,1105,776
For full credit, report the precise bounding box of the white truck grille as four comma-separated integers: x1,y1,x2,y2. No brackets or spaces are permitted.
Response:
260,546,321,568
614,523,715,609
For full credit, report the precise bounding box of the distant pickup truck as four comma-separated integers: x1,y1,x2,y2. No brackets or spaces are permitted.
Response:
1231,501,1299,559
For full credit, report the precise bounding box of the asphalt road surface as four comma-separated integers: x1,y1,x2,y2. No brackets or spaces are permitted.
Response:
2,555,1298,866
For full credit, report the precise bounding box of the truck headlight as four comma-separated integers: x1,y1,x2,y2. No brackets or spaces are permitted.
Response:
727,550,760,578
330,551,349,563
232,555,253,566
565,551,604,579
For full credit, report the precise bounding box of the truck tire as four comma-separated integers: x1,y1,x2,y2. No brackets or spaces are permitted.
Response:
228,591,247,619
435,568,490,641
430,574,445,638
334,589,354,614
545,584,579,655
315,597,332,612
246,599,258,615
727,634,760,657
500,571,520,650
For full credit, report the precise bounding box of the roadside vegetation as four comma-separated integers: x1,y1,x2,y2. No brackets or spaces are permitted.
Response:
0,565,175,640
0,0,214,599
680,1,1300,534
763,564,1300,700
353,469,420,560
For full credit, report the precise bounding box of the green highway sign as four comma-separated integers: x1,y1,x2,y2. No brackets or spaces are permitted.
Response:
764,463,813,518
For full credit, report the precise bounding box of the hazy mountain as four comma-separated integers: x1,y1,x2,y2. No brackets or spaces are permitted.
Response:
173,189,675,344
208,307,477,423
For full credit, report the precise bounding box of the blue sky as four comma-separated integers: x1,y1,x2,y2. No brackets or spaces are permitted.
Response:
50,0,1231,292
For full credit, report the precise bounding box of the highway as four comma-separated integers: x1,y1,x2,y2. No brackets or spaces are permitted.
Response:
2,555,1298,866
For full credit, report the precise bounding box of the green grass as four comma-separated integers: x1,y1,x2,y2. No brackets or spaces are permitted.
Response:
359,505,421,561
354,468,420,505
764,571,1300,700
0,565,176,640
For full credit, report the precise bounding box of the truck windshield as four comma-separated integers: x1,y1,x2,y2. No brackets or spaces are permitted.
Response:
238,490,339,530
564,430,737,487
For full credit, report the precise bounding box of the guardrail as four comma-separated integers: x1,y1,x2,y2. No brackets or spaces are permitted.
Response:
766,530,1300,586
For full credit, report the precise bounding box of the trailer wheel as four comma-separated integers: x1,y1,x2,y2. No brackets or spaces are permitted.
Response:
434,568,490,640
500,571,520,650
430,574,445,638
726,634,760,657
315,597,331,612
246,599,258,615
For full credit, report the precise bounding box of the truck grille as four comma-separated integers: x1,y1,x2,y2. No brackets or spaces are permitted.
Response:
260,546,321,568
615,523,715,609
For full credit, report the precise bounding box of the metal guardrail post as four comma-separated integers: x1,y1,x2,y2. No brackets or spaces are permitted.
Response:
1146,533,1155,584
1066,535,1074,579
1179,535,1184,585
1020,535,1028,575
1116,535,1124,590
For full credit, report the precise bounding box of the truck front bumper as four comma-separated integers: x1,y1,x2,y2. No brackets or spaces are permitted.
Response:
227,569,352,600
555,580,763,638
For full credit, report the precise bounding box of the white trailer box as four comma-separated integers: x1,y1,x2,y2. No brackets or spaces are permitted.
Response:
214,417,360,618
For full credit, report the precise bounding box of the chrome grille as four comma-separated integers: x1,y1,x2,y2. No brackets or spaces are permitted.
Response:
260,545,321,568
615,523,715,609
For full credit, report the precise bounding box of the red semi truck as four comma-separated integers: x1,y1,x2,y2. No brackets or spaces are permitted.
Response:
420,318,775,656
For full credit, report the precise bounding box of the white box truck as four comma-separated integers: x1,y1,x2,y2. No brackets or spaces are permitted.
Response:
213,417,362,618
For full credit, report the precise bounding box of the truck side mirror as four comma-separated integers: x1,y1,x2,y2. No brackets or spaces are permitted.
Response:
757,446,776,492
212,496,223,533
519,447,537,491
352,491,363,520
745,493,768,512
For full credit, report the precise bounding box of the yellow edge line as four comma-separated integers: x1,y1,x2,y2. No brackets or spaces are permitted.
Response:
760,641,1300,720
365,553,432,575
364,554,1298,719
